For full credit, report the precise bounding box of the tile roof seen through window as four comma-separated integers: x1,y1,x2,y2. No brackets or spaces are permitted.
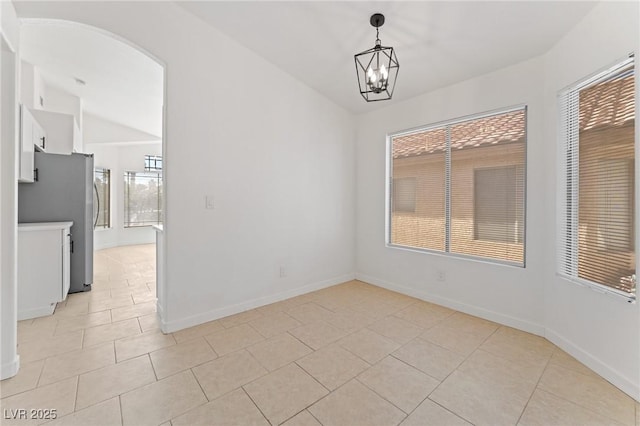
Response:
580,73,635,132
392,110,525,159
393,73,634,159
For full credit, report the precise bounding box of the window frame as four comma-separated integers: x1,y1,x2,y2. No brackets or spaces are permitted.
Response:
557,54,636,303
123,170,163,228
385,105,528,268
144,155,163,171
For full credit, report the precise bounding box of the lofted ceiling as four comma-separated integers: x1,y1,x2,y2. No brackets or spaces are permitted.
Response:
15,1,597,129
178,1,597,114
19,20,164,139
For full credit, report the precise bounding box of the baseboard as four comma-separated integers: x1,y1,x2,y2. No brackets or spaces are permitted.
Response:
161,273,356,333
356,273,639,401
1,355,20,380
546,328,640,401
355,273,545,336
157,302,168,334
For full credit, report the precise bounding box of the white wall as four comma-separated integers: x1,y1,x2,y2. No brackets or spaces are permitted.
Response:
541,1,639,400
0,0,20,380
355,1,638,400
356,57,546,333
86,142,162,250
83,113,159,145
43,84,81,126
44,84,82,139
14,2,356,332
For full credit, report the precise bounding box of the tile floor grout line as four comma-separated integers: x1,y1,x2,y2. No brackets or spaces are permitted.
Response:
34,356,47,389
530,372,633,425
73,374,80,412
306,408,325,426
403,326,500,402
118,394,124,425
149,346,220,381
147,352,160,382
239,385,274,426
201,333,220,358
514,351,554,425
293,360,333,394
278,407,316,425
427,396,476,425
352,376,409,419
189,366,211,403
388,353,444,385
285,330,317,353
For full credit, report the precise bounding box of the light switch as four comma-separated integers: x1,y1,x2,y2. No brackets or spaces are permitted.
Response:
205,195,215,210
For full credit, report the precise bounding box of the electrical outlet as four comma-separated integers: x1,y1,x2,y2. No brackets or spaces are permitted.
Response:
436,270,446,282
279,266,287,278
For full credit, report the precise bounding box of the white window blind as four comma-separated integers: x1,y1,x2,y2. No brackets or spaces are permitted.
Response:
392,177,417,213
558,56,636,301
388,107,526,266
124,171,163,228
473,166,524,244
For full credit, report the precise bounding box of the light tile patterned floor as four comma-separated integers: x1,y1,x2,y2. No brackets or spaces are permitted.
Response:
1,244,638,425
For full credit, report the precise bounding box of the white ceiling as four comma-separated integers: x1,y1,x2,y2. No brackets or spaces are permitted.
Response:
16,2,597,128
19,20,164,138
178,1,597,114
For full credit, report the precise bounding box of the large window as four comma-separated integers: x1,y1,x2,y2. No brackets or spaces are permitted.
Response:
558,57,636,300
94,168,111,229
124,171,163,227
388,107,526,266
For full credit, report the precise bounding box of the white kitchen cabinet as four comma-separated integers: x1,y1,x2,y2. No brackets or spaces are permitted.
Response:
17,221,73,320
18,104,46,182
30,109,79,155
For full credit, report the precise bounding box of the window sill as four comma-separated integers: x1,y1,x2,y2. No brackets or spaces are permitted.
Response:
386,243,525,268
556,273,636,304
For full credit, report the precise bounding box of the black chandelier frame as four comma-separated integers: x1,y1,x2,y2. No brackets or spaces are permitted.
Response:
354,13,399,102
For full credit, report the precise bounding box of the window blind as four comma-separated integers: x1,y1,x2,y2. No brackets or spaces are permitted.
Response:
558,56,636,300
390,126,446,252
389,107,526,266
449,112,526,264
124,171,163,227
392,177,417,213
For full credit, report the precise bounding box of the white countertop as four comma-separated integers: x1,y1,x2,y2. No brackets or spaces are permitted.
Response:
18,221,74,231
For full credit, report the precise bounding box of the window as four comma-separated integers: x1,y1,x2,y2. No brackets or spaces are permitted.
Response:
474,166,524,244
124,171,162,227
392,178,417,213
597,159,634,252
144,155,163,171
388,107,526,266
93,168,111,229
558,56,636,300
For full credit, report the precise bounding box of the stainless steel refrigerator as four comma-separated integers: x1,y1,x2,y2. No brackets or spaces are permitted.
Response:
18,152,94,293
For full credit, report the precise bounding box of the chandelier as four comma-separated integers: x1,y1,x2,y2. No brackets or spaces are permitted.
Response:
354,13,399,102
